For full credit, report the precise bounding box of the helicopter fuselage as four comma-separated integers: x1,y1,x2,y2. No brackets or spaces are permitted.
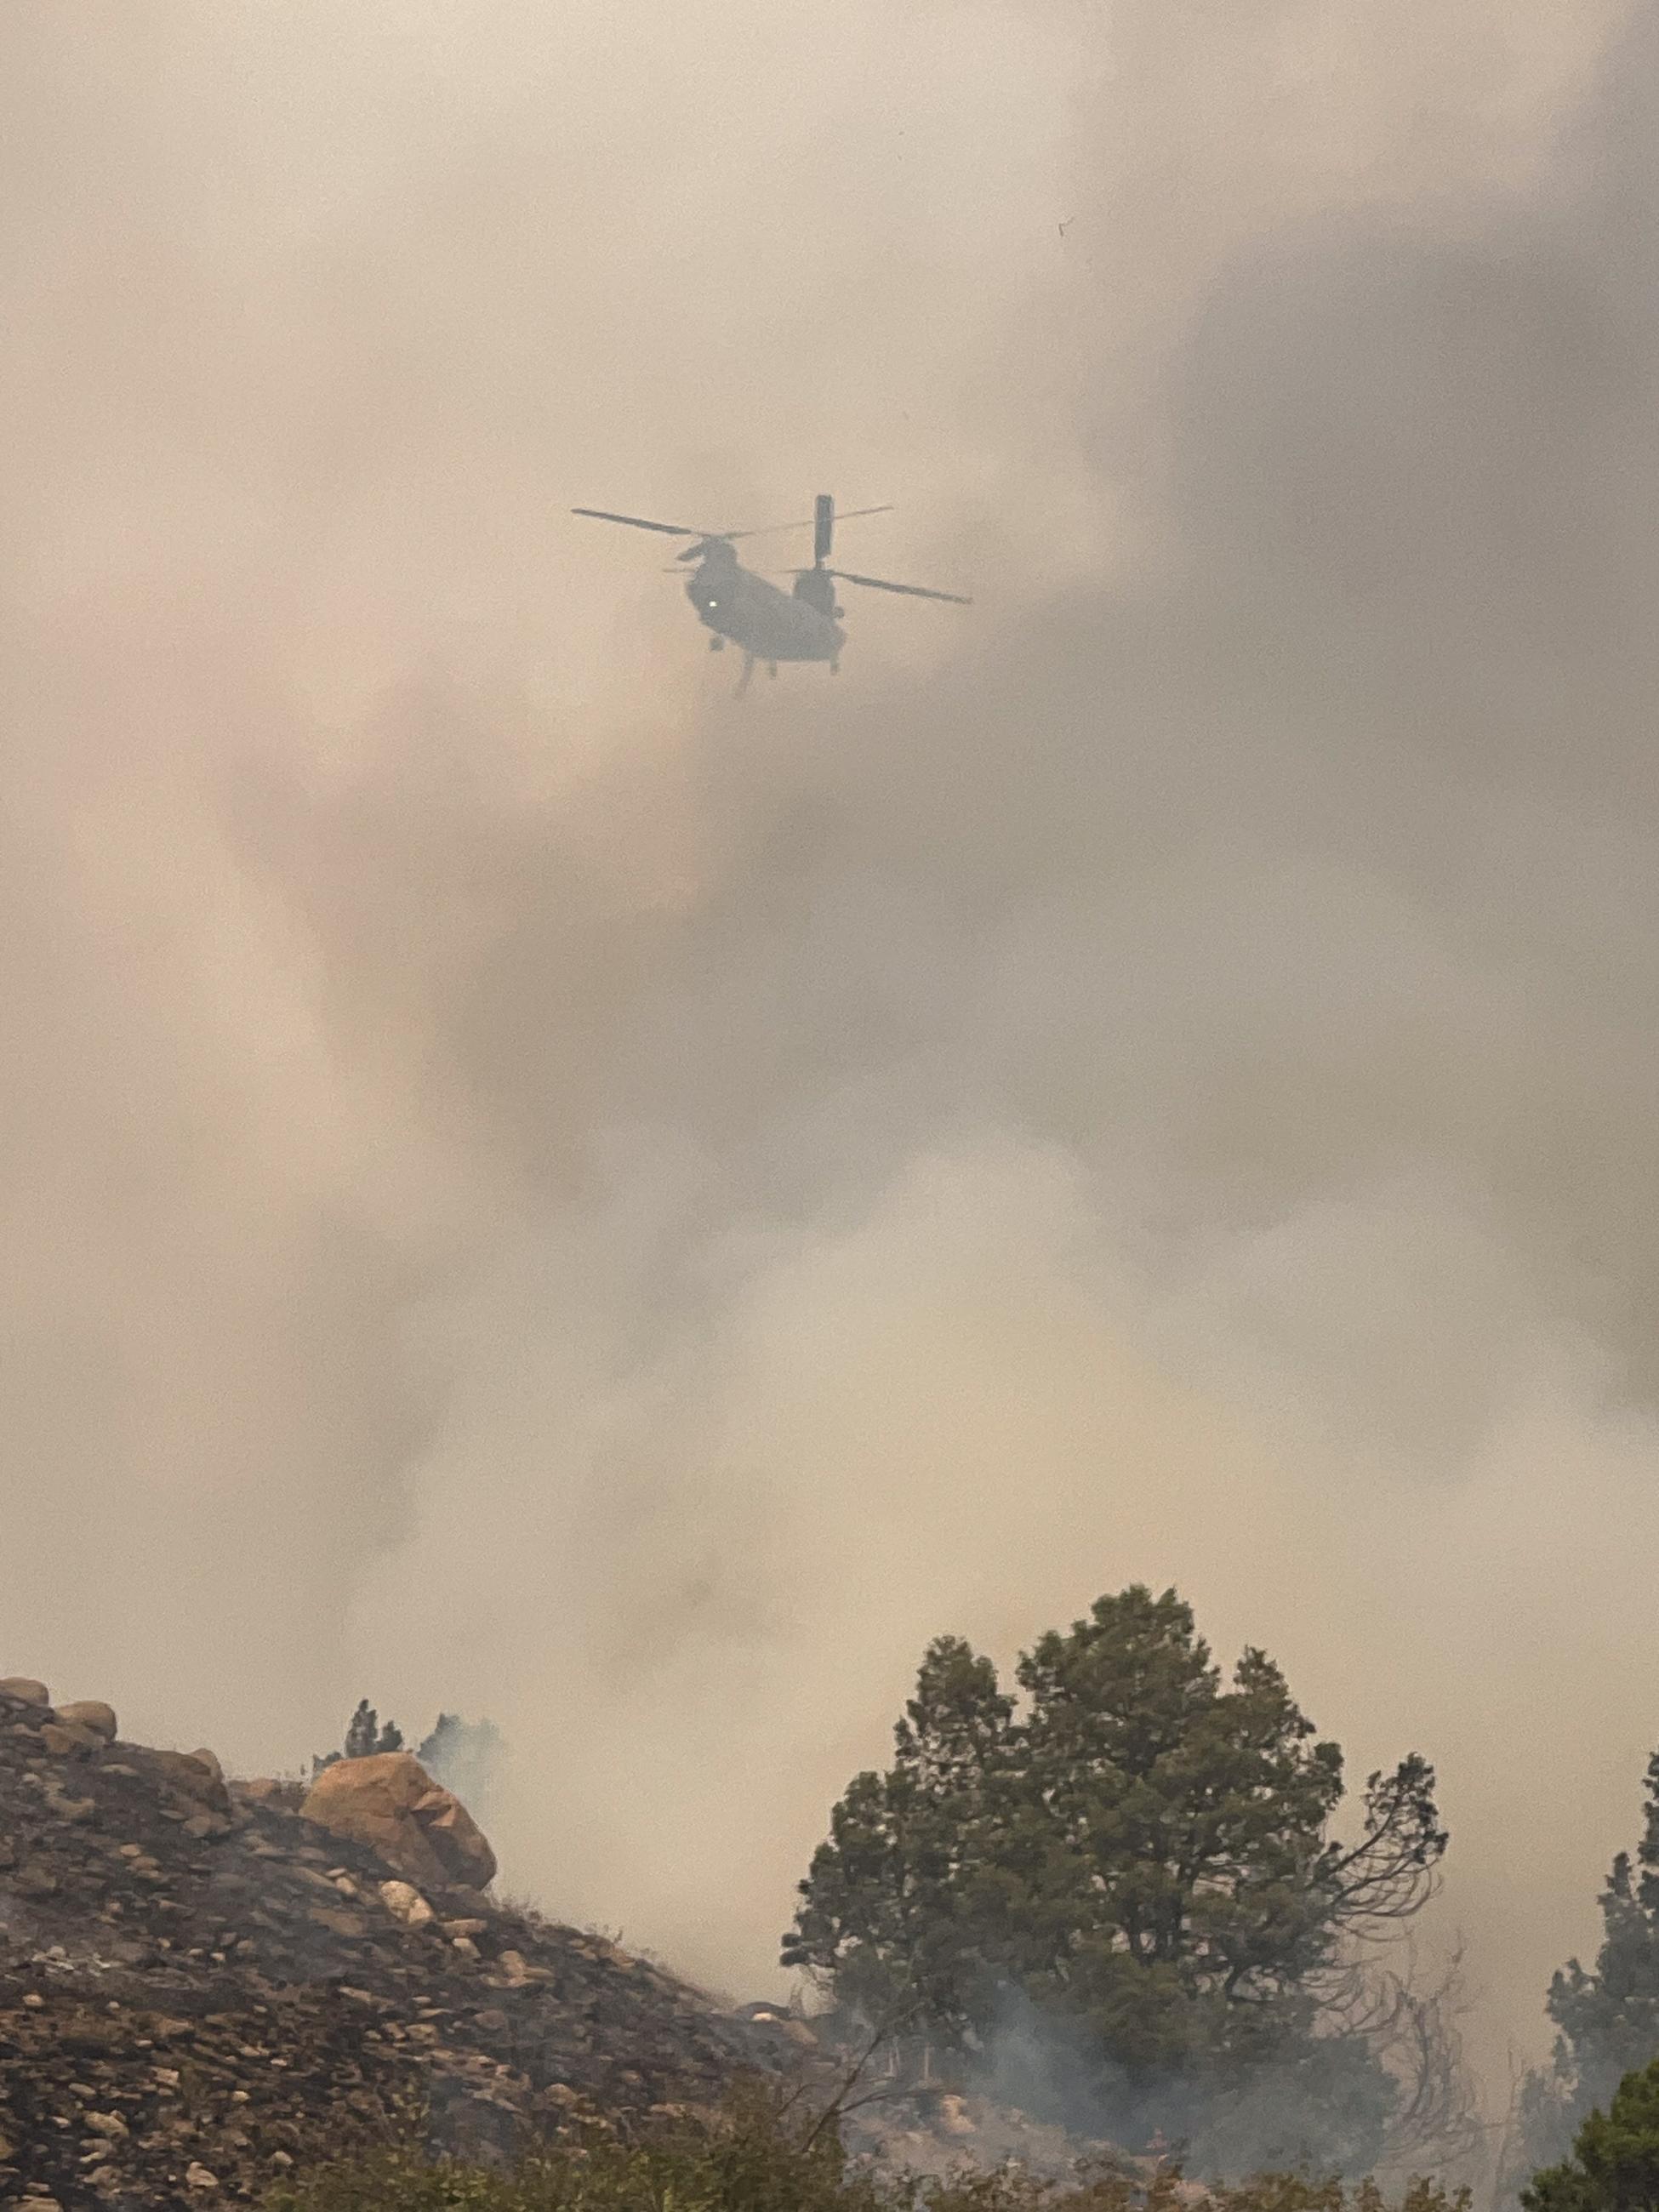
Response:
571,494,967,693
685,548,844,664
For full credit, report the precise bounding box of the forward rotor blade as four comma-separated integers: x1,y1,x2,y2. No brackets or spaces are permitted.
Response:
575,503,897,544
727,504,893,543
829,567,972,605
572,507,707,538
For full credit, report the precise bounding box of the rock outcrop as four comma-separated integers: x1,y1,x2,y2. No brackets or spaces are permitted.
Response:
52,1704,117,1745
0,1679,801,2207
299,1751,497,1891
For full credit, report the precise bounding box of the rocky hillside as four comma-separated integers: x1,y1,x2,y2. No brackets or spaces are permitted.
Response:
0,1678,807,2208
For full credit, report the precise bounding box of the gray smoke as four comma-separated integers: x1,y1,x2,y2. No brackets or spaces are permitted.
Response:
416,1713,506,1839
2,0,1654,2121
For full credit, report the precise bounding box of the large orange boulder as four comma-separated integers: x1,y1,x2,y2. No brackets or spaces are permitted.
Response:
299,1753,497,1891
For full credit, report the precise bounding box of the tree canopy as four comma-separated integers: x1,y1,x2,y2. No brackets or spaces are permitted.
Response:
785,1587,1446,2169
1514,1753,1659,2181
1523,2054,1659,2212
311,1699,404,1776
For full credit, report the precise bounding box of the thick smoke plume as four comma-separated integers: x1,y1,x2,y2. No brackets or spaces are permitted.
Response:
3,0,1656,2112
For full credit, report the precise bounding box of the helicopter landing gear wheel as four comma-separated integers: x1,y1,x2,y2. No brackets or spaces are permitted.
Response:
830,658,840,676
709,635,724,653
767,662,778,680
735,653,755,698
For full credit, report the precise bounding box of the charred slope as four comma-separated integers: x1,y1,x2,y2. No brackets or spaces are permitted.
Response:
0,1680,800,2207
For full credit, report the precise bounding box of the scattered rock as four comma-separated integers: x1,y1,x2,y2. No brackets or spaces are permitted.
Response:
841,2080,1147,2185
0,1676,49,1706
150,1748,232,1813
0,1674,794,2203
237,1776,290,1804
379,1878,436,1927
53,1701,117,1742
301,1752,498,1890
38,1721,101,1757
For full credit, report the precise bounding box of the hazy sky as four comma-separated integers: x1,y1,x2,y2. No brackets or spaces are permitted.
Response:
3,0,1655,2104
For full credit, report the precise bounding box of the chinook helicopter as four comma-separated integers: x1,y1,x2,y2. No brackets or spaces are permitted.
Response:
573,493,970,694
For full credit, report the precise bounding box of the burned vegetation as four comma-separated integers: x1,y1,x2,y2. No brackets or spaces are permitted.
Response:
0,1678,800,2205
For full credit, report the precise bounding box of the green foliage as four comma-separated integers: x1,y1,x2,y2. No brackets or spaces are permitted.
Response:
265,2084,893,2212
1006,1596,1353,2064
784,1588,1446,2169
345,1700,404,1758
1521,2054,1659,2212
261,2085,1472,2212
1515,1753,1659,2177
786,1637,1012,2039
1550,1764,1659,2083
313,1700,406,1777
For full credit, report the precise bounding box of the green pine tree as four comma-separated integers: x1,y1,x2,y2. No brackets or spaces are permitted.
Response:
1005,1593,1355,2072
784,1636,1013,2038
785,1586,1445,2169
312,1699,405,1774
1523,2053,1659,2212
343,1700,379,1759
1514,1754,1659,2181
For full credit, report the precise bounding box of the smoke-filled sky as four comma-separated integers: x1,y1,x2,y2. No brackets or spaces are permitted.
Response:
4,0,1657,2100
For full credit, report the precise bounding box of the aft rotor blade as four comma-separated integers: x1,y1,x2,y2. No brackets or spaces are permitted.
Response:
830,567,972,605
572,507,707,539
728,504,893,543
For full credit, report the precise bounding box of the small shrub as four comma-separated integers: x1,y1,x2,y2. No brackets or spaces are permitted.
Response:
265,2081,897,2212
264,2084,1474,2212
